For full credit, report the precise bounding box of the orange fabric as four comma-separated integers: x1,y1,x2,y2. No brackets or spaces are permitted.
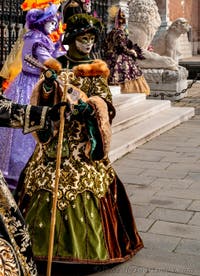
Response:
100,176,143,261
21,0,60,11
120,75,150,95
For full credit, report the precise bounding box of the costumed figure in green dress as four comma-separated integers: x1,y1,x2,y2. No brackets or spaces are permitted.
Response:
16,13,143,267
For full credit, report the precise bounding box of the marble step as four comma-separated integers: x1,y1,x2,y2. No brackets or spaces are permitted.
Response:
112,98,171,134
112,93,146,110
109,105,194,163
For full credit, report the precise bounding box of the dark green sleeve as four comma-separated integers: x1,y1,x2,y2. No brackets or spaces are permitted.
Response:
0,95,50,134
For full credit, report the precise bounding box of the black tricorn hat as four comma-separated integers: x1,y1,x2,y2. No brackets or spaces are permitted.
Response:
62,13,103,45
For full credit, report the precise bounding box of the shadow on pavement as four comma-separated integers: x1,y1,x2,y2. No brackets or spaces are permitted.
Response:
37,261,118,276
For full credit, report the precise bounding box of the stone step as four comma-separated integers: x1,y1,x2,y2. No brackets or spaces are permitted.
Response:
112,93,146,110
112,98,171,134
109,103,194,163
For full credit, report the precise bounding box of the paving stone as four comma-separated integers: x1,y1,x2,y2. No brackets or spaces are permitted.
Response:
149,181,165,189
141,232,180,252
115,159,170,170
188,212,200,225
150,178,192,189
166,162,200,172
130,248,200,275
188,182,200,190
185,173,200,184
132,204,155,218
126,150,165,162
155,189,200,200
161,155,199,163
88,262,146,276
135,217,155,232
130,192,157,205
120,175,156,185
149,221,200,240
146,272,190,276
142,142,177,151
113,166,144,176
141,168,188,179
148,207,194,224
131,195,191,210
175,146,200,154
187,200,200,211
175,238,200,256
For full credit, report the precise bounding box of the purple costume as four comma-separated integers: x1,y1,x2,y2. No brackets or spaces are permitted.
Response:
0,6,65,190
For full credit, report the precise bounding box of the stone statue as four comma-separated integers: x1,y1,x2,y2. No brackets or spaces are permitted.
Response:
128,0,178,71
152,18,191,62
128,0,189,100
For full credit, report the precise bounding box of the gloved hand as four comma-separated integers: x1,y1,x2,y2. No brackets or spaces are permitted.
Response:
87,119,97,159
47,102,69,121
43,69,57,91
73,99,94,118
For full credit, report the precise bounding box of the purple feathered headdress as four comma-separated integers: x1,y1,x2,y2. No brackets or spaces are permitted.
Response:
26,4,58,30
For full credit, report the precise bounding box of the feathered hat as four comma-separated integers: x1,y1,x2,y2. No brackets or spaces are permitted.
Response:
62,0,85,24
108,5,126,27
62,13,103,45
25,4,59,30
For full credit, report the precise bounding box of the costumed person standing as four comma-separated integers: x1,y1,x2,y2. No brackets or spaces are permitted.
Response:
0,4,66,191
0,95,68,276
104,6,150,95
16,13,143,272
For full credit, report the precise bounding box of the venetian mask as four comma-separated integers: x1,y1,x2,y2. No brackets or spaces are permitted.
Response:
75,33,95,54
44,19,57,34
82,0,91,13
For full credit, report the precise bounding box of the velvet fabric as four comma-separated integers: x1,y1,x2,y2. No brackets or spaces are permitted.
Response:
100,176,143,262
18,176,143,264
16,57,143,265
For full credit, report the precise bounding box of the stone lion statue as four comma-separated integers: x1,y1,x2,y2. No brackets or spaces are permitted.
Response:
152,18,191,62
128,0,178,70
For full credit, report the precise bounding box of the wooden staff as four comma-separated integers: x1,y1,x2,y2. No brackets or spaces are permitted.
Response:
46,64,70,276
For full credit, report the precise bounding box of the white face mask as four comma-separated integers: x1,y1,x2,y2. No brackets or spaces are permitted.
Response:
75,33,95,54
44,20,57,34
83,2,91,13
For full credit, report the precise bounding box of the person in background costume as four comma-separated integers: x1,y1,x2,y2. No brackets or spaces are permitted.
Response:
62,0,85,24
16,14,143,271
0,4,66,191
0,95,67,276
104,6,150,95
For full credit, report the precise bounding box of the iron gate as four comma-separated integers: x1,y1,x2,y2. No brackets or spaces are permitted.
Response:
0,0,25,70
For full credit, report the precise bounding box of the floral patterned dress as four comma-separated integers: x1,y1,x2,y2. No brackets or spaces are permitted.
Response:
104,28,150,94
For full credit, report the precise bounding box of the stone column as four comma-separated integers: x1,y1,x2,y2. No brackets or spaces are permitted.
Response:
155,0,170,34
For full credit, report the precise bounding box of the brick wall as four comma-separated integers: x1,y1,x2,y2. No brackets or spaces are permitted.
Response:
168,0,199,55
168,0,193,23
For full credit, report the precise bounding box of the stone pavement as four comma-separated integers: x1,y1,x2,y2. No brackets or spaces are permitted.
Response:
90,81,200,276
38,82,200,276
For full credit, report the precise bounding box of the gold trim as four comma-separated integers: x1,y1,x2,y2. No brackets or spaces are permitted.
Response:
23,105,49,134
